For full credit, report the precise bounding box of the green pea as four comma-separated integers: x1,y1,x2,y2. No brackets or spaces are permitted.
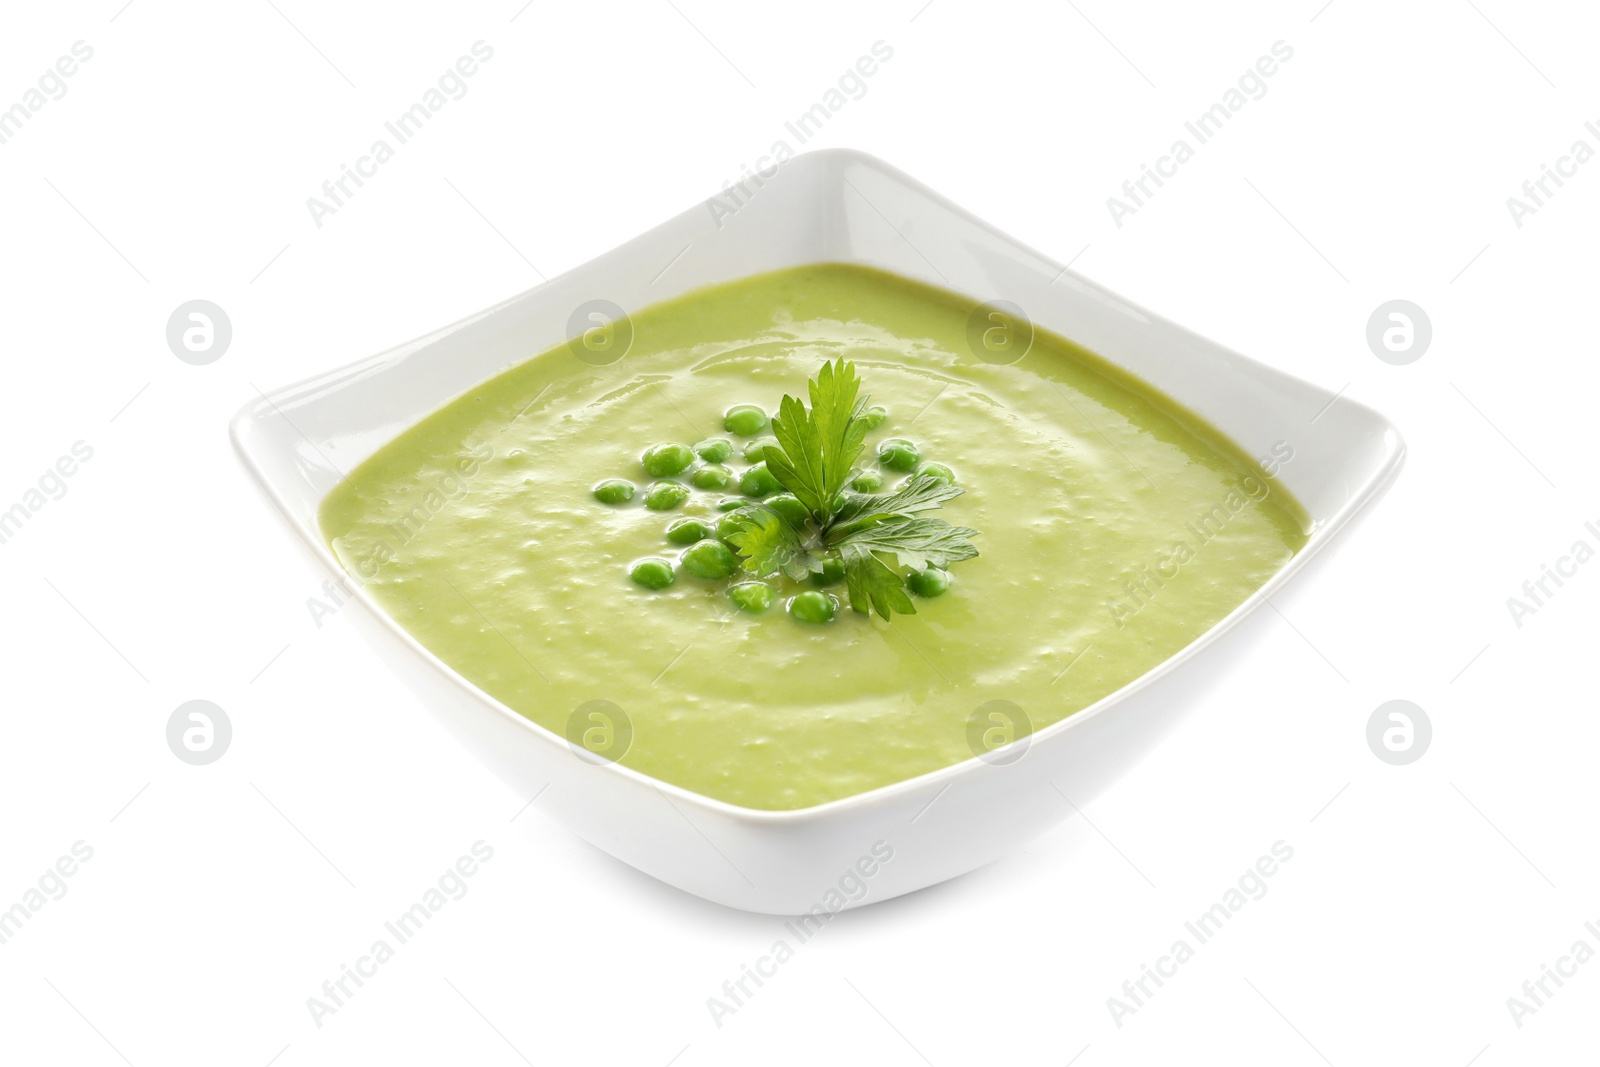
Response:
593,478,635,505
644,480,690,511
665,517,711,545
694,437,734,463
810,556,845,587
877,438,920,472
916,461,955,484
908,566,951,598
766,494,810,527
848,470,884,493
724,405,769,436
788,590,838,624
859,405,889,431
681,539,739,579
727,581,775,614
630,557,675,590
715,496,747,512
740,462,784,498
742,435,779,463
691,464,737,491
715,511,748,545
641,442,695,478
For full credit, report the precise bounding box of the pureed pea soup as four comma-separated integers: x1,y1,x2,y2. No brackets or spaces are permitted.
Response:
321,264,1308,810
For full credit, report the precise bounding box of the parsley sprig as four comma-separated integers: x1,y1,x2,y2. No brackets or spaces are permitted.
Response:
725,359,978,619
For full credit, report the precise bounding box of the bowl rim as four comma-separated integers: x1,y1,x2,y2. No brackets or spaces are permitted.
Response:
231,146,1406,826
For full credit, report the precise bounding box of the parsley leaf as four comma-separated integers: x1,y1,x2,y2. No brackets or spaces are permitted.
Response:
839,543,917,619
827,474,967,537
724,505,815,582
830,517,979,573
763,357,867,524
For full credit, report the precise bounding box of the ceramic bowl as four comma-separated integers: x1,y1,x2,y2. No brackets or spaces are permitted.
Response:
232,148,1403,914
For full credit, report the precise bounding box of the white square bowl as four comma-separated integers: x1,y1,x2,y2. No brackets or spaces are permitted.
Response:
232,148,1403,915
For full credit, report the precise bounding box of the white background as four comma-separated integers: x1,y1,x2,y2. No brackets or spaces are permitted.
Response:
1,1,1595,1063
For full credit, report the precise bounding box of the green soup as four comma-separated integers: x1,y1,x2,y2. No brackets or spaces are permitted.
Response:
320,264,1308,810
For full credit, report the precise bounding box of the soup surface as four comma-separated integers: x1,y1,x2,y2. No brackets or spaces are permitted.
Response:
320,264,1308,810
